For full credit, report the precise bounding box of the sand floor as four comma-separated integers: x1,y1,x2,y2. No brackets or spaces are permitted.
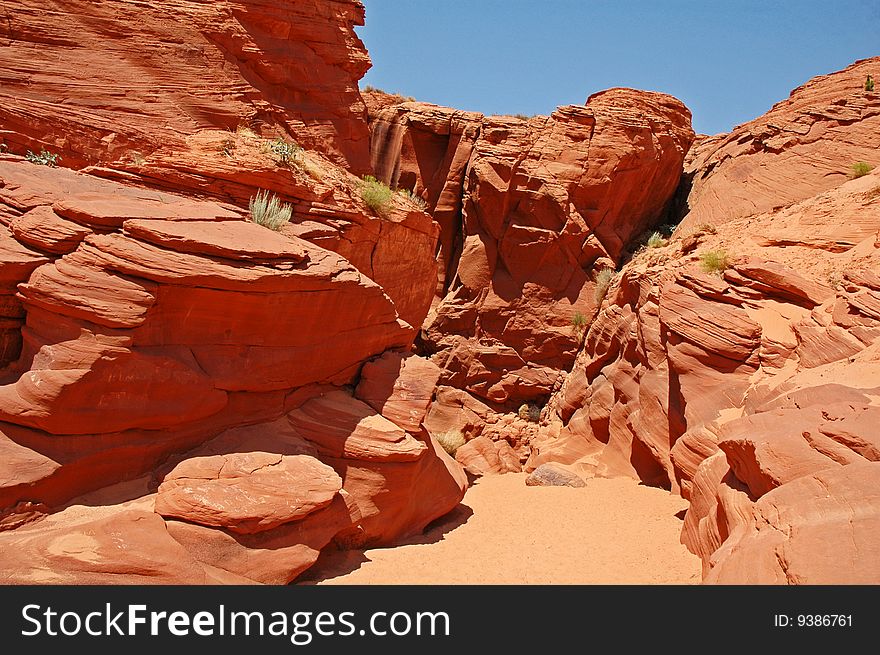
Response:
302,473,702,585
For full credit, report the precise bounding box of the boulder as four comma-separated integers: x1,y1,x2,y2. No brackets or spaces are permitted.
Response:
155,453,342,534
525,463,587,488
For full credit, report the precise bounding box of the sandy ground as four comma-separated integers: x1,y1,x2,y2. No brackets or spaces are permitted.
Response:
302,473,702,585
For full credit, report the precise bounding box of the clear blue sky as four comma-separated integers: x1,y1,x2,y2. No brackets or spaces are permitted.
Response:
358,0,879,135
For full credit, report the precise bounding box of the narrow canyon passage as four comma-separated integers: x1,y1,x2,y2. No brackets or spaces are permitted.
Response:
303,474,701,585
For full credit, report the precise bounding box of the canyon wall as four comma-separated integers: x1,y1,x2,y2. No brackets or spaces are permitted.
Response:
679,57,880,230
0,0,372,173
532,58,880,583
366,91,694,409
0,0,465,584
0,158,465,583
0,0,876,585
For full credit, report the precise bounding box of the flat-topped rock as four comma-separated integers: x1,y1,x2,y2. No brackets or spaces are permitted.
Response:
156,453,342,534
9,206,93,255
0,159,239,223
124,219,309,263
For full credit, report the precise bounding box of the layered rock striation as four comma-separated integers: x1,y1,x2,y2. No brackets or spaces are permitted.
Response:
0,158,465,584
531,61,880,581
0,0,372,172
367,90,695,407
679,57,880,230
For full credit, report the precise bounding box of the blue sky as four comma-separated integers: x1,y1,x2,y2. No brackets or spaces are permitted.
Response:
358,0,879,135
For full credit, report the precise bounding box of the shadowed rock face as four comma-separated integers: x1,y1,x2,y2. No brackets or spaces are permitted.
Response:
0,0,372,173
366,89,695,406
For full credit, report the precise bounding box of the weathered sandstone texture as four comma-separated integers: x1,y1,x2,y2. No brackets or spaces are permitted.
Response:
530,59,880,583
0,158,465,584
367,89,694,409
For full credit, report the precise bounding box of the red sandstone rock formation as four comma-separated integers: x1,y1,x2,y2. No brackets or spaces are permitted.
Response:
0,158,465,583
1,0,876,587
0,0,372,173
679,57,880,231
526,60,880,584
533,151,880,582
367,90,694,410
0,2,440,335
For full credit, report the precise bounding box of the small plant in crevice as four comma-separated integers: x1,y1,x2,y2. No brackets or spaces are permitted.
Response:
850,161,874,179
221,137,236,158
396,187,428,211
827,271,843,291
594,268,614,304
435,429,466,457
360,175,393,214
571,311,588,338
647,231,667,248
249,189,292,231
517,403,542,423
26,149,60,167
866,75,875,92
266,137,302,167
699,249,731,275
299,155,323,181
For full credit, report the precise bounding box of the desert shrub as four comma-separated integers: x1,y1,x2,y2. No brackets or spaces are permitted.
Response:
266,138,302,167
249,189,292,231
851,161,874,178
699,249,730,275
528,404,541,422
827,271,843,291
866,75,875,92
396,187,428,211
360,175,393,214
221,137,236,157
647,231,667,248
435,429,466,457
25,149,60,167
594,268,614,303
571,311,588,337
512,113,534,120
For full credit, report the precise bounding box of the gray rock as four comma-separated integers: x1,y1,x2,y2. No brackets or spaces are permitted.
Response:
525,463,587,488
